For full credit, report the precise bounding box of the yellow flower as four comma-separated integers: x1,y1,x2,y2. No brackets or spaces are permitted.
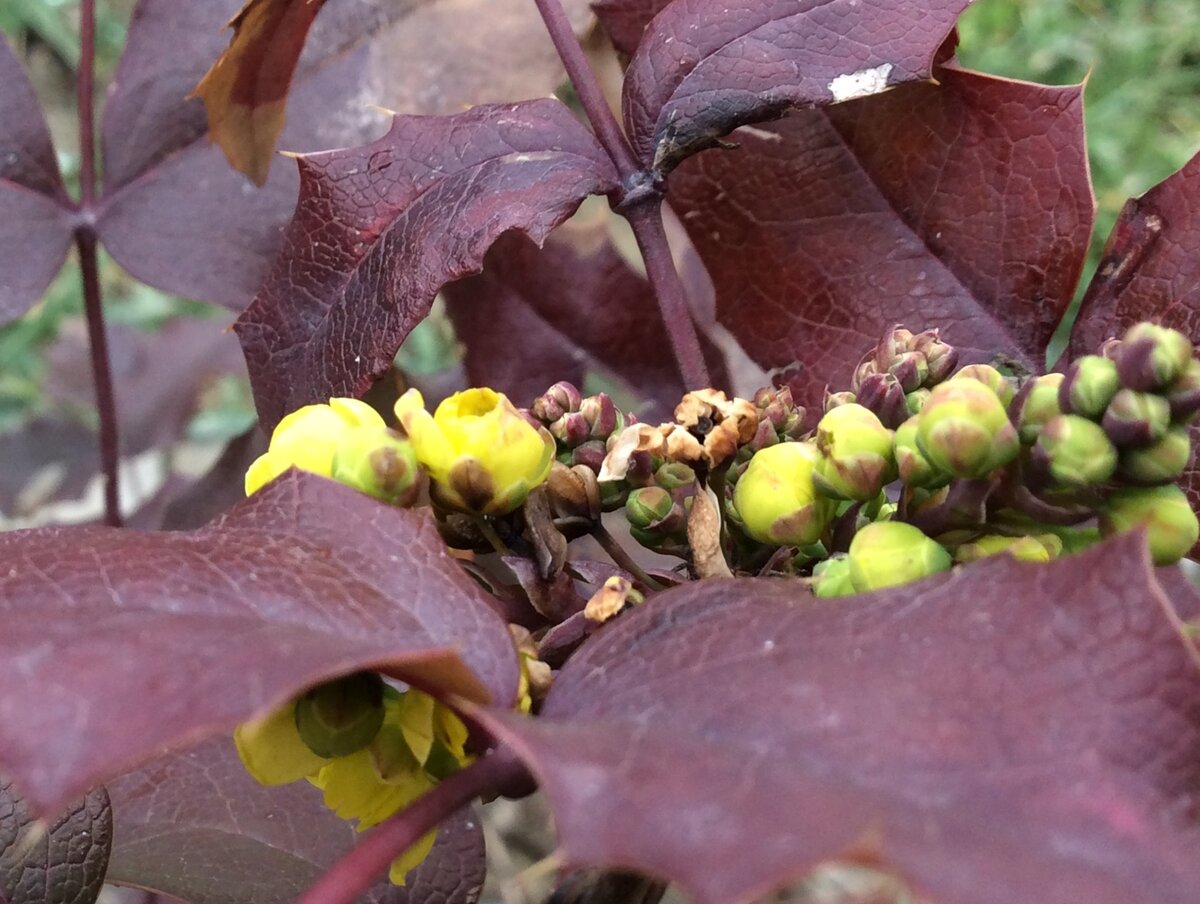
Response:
394,388,555,515
234,700,327,786
245,398,384,495
733,441,836,546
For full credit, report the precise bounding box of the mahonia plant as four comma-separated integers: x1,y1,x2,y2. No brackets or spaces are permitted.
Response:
3,1,1200,904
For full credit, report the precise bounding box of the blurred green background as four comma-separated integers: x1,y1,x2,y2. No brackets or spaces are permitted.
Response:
0,0,1198,430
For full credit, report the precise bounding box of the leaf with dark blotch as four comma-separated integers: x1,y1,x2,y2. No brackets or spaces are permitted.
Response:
480,534,1200,904
235,99,619,429
591,0,672,56
0,35,75,322
668,67,1093,413
95,0,591,310
193,0,332,186
0,470,518,817
106,738,484,904
1,781,111,904
622,0,971,175
443,210,725,418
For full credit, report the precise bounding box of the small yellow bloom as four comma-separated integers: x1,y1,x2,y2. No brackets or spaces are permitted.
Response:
394,388,554,515
234,701,327,786
245,398,384,495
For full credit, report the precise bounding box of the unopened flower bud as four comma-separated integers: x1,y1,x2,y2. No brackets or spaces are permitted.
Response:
570,439,609,473
1099,337,1124,361
733,442,836,546
916,380,1019,478
655,461,697,491
894,416,949,488
545,462,601,521
1102,388,1171,448
905,388,931,415
876,326,916,366
1117,426,1192,484
1100,484,1199,565
549,412,591,448
531,381,582,423
1059,355,1119,419
954,533,1060,564
824,389,857,412
888,352,928,394
1033,414,1117,487
294,672,386,759
851,354,878,393
813,404,895,501
912,330,959,385
1010,373,1064,444
856,373,909,429
1165,359,1200,423
625,486,686,549
331,427,423,506
1115,323,1193,391
812,555,855,598
847,521,952,593
950,364,1015,407
579,393,620,439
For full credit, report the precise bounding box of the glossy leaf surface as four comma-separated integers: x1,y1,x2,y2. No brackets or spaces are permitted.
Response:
483,535,1200,904
0,471,518,816
1,784,111,904
106,738,484,904
591,0,671,55
623,0,970,174
235,99,618,428
669,67,1093,410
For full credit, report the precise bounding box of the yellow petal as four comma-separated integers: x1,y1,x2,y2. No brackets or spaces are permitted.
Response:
329,397,385,429
270,404,351,477
315,742,432,831
396,690,437,766
234,702,327,786
395,389,455,481
388,829,437,886
245,452,287,496
434,703,470,763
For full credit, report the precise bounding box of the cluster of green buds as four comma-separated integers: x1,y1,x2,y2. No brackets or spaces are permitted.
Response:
235,673,470,884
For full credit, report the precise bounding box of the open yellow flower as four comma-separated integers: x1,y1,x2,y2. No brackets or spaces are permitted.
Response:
245,398,384,495
394,388,554,515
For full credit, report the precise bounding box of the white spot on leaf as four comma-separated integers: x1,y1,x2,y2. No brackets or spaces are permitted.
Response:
828,63,894,103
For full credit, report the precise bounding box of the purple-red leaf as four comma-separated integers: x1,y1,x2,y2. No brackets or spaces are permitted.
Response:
234,99,619,429
0,470,518,817
0,35,74,323
481,535,1200,904
106,738,484,904
622,0,970,174
669,67,1094,412
1,783,111,904
95,0,591,310
591,0,671,55
443,210,724,417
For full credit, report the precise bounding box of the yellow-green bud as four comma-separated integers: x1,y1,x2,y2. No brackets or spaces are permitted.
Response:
894,416,949,488
916,380,1019,478
1059,355,1119,420
813,404,896,501
1102,388,1171,448
1166,359,1200,423
295,672,386,759
733,442,836,546
1116,323,1193,391
625,486,686,550
954,533,1060,564
847,522,952,592
331,427,423,506
1118,426,1192,484
1033,414,1118,487
1100,485,1199,565
951,364,1015,407
1011,373,1064,444
824,390,857,412
905,388,931,415
812,555,855,598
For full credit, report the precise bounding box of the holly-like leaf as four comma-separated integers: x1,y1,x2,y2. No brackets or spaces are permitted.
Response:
105,738,484,904
234,99,619,429
91,0,591,312
668,66,1094,411
622,0,970,175
443,208,724,417
0,470,519,817
0,35,75,321
591,0,671,56
1,781,111,904
193,0,333,186
481,535,1200,904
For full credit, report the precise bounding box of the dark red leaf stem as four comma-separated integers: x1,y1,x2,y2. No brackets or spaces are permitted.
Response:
532,0,639,180
76,0,121,527
624,200,711,388
296,748,529,904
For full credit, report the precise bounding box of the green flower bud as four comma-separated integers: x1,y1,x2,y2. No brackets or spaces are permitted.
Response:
812,555,855,598
1059,355,1119,420
824,389,857,412
954,533,1060,564
1115,323,1193,391
1117,426,1192,484
1100,485,1199,565
733,442,836,546
813,404,896,501
905,388,931,415
295,672,386,759
951,364,1015,407
916,381,1019,479
331,427,423,506
1102,388,1171,448
1010,373,1064,444
1165,359,1200,423
625,486,684,535
847,522,952,592
1033,414,1117,487
894,416,949,488
655,461,698,491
